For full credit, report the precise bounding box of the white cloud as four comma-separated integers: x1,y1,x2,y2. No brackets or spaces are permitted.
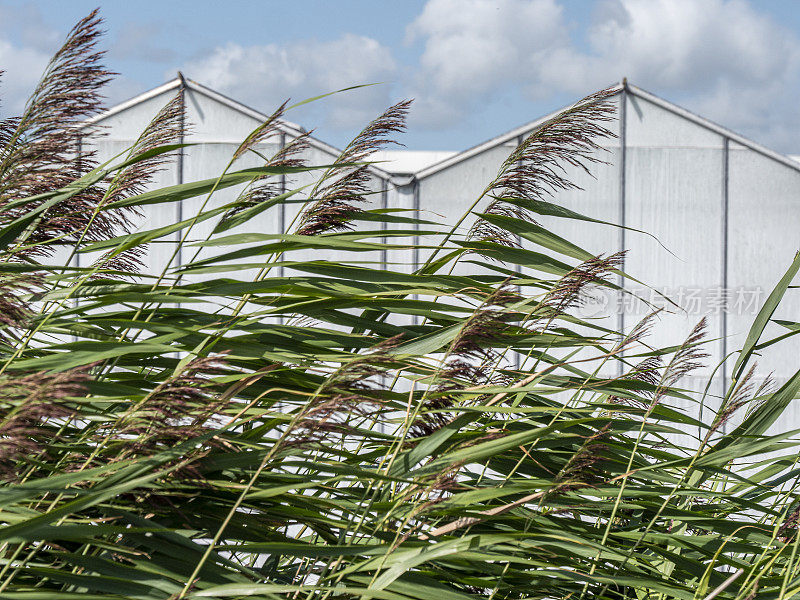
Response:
544,0,800,150
540,0,799,92
0,4,61,115
180,35,397,130
407,0,800,149
0,24,145,120
3,0,800,152
0,39,50,115
406,0,570,126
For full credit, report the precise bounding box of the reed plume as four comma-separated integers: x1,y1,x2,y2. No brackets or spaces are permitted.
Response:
470,87,617,247
0,368,91,479
296,99,411,236
0,10,115,258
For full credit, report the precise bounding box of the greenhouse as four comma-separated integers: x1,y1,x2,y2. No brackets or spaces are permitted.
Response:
8,10,800,595
82,75,800,425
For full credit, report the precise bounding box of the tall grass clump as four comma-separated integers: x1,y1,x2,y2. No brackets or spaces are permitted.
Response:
1,10,800,600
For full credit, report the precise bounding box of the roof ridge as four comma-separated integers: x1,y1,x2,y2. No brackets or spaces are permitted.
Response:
414,81,800,179
78,75,394,181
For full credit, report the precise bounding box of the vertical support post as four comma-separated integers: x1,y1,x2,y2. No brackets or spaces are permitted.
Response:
514,134,525,258
277,131,287,325
617,81,628,376
720,137,730,414
412,178,420,326
514,134,524,371
176,73,186,272
75,135,83,272
379,177,391,434
73,135,83,341
380,178,388,271
172,73,188,322
278,132,287,281
412,178,420,268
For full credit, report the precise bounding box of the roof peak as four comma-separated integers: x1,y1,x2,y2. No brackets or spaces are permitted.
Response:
83,77,800,181
87,75,305,132
413,81,800,179
81,75,394,180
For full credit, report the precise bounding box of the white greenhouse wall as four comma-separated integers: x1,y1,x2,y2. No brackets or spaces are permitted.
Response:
85,84,394,266
91,90,177,140
82,80,800,430
623,94,726,380
86,137,180,275
184,88,267,143
727,143,800,435
413,144,510,277
407,86,800,433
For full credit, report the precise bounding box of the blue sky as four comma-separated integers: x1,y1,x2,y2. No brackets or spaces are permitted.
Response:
1,0,799,153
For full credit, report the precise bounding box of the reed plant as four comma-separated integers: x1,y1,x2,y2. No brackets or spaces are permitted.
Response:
1,10,799,600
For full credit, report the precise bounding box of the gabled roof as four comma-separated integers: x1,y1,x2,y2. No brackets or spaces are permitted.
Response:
413,81,800,180
86,78,800,185
82,75,394,181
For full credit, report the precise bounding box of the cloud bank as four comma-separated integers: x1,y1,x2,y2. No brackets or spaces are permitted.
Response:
0,39,49,114
1,0,798,150
405,0,570,125
180,35,397,130
406,0,800,143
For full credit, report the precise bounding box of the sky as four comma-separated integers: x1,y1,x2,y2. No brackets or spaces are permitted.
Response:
1,0,799,153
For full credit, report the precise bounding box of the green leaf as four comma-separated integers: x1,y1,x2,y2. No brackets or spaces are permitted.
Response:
730,251,800,381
